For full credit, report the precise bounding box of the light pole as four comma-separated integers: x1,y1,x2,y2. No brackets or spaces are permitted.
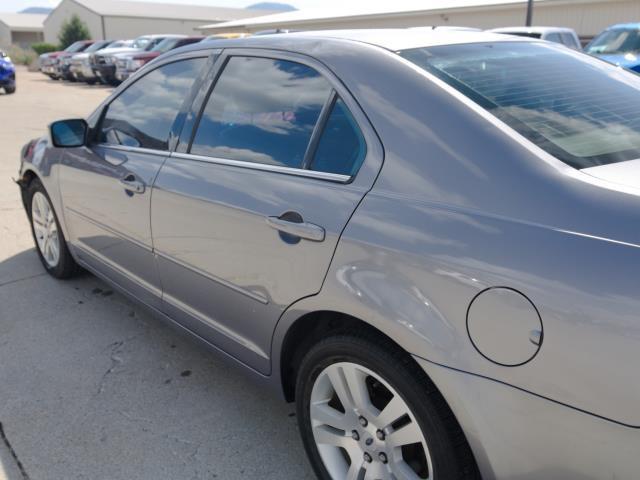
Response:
525,0,534,26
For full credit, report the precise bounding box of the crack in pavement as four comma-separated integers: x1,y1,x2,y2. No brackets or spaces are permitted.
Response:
0,273,47,289
0,422,30,479
95,340,125,396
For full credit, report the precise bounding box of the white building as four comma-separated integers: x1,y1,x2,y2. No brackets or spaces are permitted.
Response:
199,0,640,40
44,0,275,44
0,13,45,48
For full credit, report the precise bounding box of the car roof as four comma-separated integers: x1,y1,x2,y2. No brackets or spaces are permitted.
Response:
185,28,530,55
490,26,575,34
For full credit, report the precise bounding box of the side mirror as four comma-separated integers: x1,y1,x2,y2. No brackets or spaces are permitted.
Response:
49,119,88,148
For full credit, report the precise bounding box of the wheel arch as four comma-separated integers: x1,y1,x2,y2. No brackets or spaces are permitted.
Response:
276,308,482,478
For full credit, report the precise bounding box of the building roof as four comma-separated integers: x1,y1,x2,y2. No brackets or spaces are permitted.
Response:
0,13,46,32
198,0,536,31
70,0,277,22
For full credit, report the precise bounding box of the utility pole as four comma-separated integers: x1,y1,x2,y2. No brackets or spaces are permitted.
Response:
525,0,534,26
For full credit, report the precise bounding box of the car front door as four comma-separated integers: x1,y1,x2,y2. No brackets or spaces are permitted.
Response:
59,55,208,309
151,51,383,373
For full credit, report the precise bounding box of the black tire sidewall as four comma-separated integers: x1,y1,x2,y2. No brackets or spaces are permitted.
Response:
296,335,463,480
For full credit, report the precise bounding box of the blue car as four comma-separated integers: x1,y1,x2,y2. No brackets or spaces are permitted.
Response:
0,50,16,94
586,23,640,72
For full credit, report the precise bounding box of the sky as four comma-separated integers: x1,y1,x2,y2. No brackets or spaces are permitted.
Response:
1,0,441,13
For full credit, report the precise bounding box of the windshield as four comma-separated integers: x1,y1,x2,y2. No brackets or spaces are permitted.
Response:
132,37,151,49
401,42,640,169
587,28,640,55
150,37,180,53
85,41,109,53
65,41,87,53
144,38,164,51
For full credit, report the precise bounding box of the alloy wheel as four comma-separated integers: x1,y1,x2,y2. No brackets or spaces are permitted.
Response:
310,361,433,480
31,191,60,268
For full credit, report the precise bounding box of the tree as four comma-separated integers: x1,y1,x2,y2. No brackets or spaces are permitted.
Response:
58,14,90,49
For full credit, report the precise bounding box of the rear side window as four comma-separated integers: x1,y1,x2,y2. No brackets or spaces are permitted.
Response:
190,56,332,168
401,42,640,169
310,98,366,176
100,58,205,150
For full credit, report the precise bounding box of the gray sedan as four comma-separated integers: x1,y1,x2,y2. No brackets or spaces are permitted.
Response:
17,30,640,479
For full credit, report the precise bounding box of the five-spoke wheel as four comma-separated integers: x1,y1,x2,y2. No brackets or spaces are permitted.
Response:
31,191,60,268
310,362,433,479
27,178,78,278
296,334,479,480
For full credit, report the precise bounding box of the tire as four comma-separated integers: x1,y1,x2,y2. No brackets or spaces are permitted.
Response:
4,85,15,94
26,178,78,279
296,333,479,480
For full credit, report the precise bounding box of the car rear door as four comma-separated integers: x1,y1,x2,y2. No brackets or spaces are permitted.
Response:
151,50,383,373
59,54,209,309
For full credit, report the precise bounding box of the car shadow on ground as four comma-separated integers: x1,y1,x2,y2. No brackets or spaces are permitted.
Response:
0,248,314,479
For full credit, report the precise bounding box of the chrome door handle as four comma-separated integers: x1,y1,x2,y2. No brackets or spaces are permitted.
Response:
120,174,145,194
266,216,325,242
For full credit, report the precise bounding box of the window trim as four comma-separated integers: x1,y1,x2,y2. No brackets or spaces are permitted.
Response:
182,48,376,183
172,151,352,183
90,51,214,154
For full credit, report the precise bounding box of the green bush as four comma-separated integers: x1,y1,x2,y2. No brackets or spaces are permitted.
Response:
31,42,59,55
5,45,36,66
58,14,90,49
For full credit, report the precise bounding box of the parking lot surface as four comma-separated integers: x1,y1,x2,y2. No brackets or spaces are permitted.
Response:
0,67,314,480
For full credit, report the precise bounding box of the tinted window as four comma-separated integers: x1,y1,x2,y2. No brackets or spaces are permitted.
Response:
401,42,640,169
501,32,542,39
311,98,366,176
191,56,332,168
100,58,205,150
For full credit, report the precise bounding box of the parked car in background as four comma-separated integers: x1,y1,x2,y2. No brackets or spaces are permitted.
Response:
54,40,95,81
69,40,116,84
18,30,640,479
490,26,581,49
586,23,640,72
40,40,93,80
114,36,204,82
0,50,15,94
91,35,173,85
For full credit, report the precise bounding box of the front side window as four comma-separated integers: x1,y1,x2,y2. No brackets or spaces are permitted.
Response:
99,58,205,150
401,42,640,169
190,56,332,168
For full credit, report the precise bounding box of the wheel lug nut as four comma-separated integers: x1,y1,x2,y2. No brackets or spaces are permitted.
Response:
379,452,388,464
358,416,368,427
363,452,372,463
376,429,386,441
351,430,360,441
365,437,373,446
